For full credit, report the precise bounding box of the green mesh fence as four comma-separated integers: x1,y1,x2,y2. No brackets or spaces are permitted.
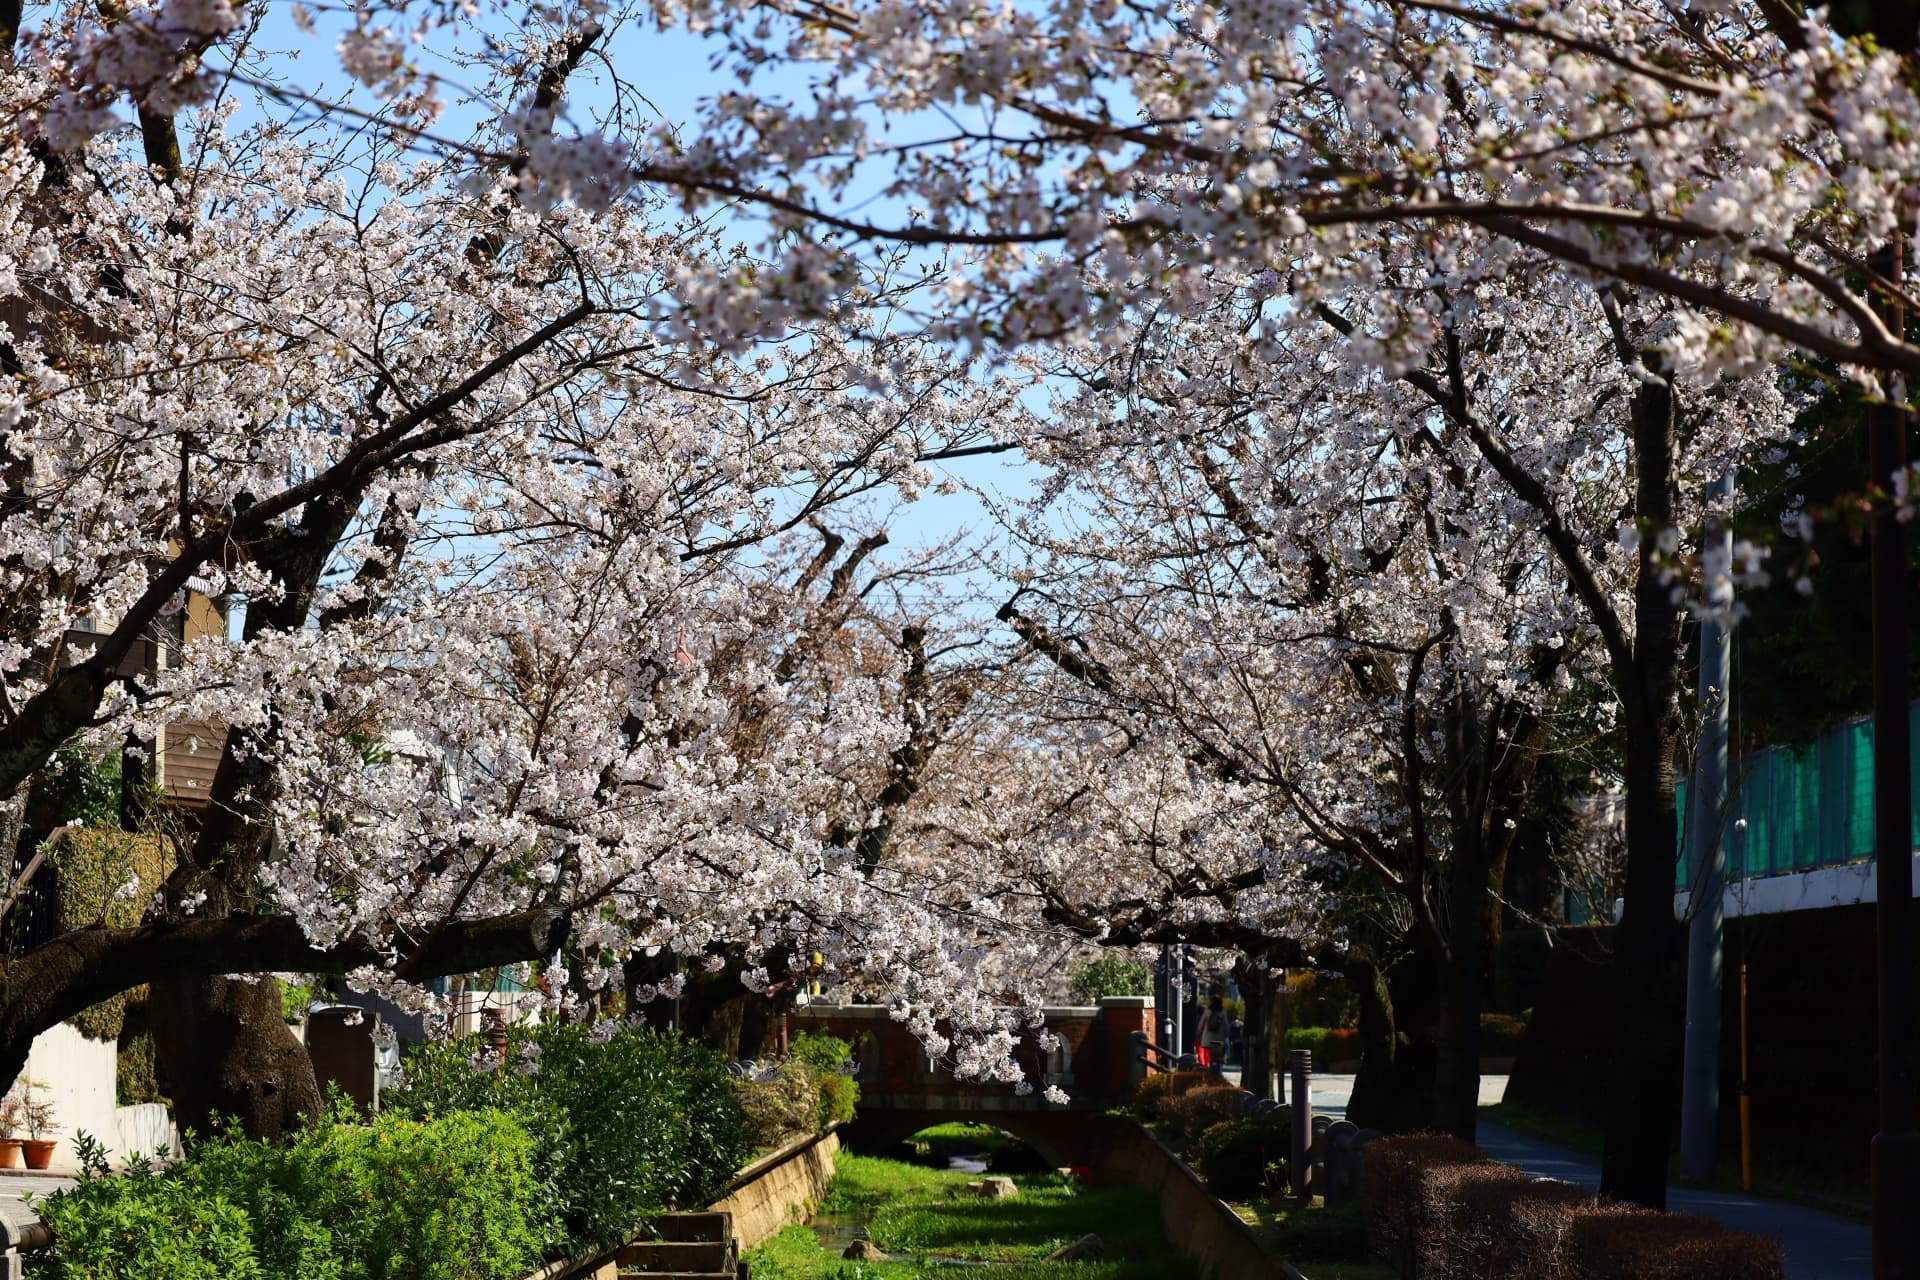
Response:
1677,703,1920,887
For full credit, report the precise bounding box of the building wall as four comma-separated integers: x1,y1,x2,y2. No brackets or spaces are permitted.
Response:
20,1024,178,1170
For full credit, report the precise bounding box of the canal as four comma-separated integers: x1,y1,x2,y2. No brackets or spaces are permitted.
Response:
744,1123,1198,1278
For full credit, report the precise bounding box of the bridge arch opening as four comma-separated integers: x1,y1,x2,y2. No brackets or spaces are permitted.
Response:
894,1121,1057,1175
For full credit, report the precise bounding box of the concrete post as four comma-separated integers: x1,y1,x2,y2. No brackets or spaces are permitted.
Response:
1679,469,1733,1185
1289,1049,1314,1198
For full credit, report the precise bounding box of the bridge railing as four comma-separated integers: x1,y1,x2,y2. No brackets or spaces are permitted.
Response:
1130,1030,1201,1075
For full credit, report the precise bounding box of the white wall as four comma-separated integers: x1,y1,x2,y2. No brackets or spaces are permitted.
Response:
19,1024,177,1170
1674,851,1920,919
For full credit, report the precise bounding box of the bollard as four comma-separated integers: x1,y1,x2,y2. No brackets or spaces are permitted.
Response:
1288,1049,1314,1199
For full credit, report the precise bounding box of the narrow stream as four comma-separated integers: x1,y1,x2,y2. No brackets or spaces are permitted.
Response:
809,1151,1014,1267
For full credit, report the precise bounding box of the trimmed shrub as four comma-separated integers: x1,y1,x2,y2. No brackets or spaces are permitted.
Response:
1129,1072,1173,1120
1361,1147,1784,1280
1562,1205,1784,1280
1418,1161,1590,1280
1360,1132,1485,1266
1157,1086,1254,1146
1479,1012,1529,1058
1189,1114,1290,1201
1129,1069,1213,1121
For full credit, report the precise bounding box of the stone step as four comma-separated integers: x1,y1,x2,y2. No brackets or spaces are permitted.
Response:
615,1241,733,1271
613,1271,737,1280
654,1211,733,1244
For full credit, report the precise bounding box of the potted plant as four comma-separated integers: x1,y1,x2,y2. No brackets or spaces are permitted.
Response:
17,1079,57,1170
0,1090,22,1169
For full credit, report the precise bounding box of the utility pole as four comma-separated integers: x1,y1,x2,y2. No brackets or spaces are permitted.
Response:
1680,470,1733,1185
1869,238,1920,1280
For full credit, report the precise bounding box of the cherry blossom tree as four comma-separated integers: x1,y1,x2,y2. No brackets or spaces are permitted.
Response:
0,5,1051,1125
16,0,1920,1210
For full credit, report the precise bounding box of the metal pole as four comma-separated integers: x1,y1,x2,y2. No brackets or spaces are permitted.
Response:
1173,945,1186,1058
1289,1050,1314,1199
1869,237,1920,1280
1739,961,1753,1192
1680,470,1735,1184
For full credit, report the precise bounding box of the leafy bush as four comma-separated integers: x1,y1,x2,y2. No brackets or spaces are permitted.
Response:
1068,953,1153,1002
385,1022,750,1254
1189,1114,1290,1201
1282,1024,1360,1065
1130,1072,1172,1121
1271,1198,1368,1262
1156,1086,1253,1147
736,1059,821,1149
1129,1070,1213,1122
31,1112,549,1280
31,1141,260,1280
788,1032,860,1128
1283,972,1354,1027
1479,1012,1529,1058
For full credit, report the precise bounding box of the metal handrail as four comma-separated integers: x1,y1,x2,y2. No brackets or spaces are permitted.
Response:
1130,1030,1199,1073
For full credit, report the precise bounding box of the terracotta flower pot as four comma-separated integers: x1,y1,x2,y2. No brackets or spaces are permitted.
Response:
0,1139,20,1169
22,1139,55,1170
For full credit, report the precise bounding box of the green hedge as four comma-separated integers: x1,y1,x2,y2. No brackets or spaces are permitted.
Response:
31,1110,548,1280
787,1033,860,1129
384,1022,750,1253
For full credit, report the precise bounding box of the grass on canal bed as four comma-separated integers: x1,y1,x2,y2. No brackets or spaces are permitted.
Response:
745,1152,1199,1279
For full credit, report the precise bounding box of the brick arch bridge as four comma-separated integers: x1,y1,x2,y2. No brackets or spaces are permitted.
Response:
790,996,1155,1169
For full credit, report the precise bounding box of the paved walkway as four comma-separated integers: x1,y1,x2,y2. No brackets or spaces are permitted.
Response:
1304,1074,1869,1280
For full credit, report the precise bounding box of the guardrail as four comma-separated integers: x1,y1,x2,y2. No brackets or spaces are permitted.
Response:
1131,1029,1201,1075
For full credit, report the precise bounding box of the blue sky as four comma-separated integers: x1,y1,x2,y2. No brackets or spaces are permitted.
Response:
208,1,1051,592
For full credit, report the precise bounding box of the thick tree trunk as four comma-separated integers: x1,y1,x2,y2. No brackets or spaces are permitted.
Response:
1599,369,1686,1210
1432,842,1490,1140
1347,947,1424,1130
1235,957,1278,1102
149,974,323,1141
0,906,569,1095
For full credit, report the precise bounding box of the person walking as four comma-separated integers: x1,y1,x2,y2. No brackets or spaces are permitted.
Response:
1200,995,1231,1073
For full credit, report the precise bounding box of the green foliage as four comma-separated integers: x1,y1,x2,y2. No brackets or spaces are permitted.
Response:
280,980,318,1024
115,1019,164,1107
745,1153,1200,1279
198,1106,549,1280
789,1033,860,1128
46,829,173,1043
737,1059,821,1149
30,1138,261,1280
41,750,121,830
30,1112,548,1280
1155,1086,1251,1148
1283,1025,1361,1065
1068,953,1153,1003
1189,1115,1291,1202
1258,1198,1371,1265
385,1021,750,1254
1128,1070,1211,1122
1282,972,1355,1028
